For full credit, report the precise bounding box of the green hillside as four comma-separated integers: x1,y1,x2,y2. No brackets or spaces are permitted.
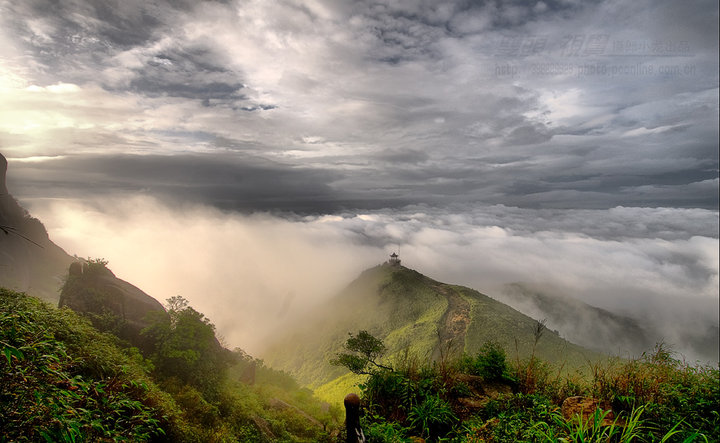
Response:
1,287,339,442
263,263,603,402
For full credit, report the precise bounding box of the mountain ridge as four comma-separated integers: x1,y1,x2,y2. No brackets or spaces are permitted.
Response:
262,261,604,400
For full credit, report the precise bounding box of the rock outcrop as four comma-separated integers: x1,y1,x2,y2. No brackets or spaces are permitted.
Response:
59,260,168,350
0,153,8,195
0,152,74,302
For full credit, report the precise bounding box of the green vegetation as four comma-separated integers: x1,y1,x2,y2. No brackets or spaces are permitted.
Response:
457,341,517,386
1,287,339,442
0,287,172,442
5,259,718,442
264,265,603,400
337,331,719,442
264,264,449,392
330,330,394,374
142,295,230,398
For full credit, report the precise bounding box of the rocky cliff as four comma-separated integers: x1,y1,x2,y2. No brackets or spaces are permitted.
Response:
59,260,168,350
0,153,73,302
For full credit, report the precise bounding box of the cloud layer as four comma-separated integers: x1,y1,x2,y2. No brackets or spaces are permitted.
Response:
1,0,718,210
24,196,718,361
0,1,717,361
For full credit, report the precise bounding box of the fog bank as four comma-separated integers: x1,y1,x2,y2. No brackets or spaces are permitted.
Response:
24,196,718,360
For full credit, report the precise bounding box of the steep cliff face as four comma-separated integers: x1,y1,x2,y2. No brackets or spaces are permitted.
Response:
59,260,168,350
0,153,73,302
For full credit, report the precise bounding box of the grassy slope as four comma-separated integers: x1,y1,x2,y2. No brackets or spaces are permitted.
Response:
263,264,603,404
1,287,339,442
0,287,181,442
264,265,448,402
456,285,601,370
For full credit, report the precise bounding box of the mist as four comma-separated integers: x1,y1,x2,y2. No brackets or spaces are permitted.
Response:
21,195,717,361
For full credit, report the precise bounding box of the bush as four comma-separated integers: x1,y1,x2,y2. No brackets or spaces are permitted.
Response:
590,343,720,440
142,296,230,397
362,417,411,442
344,331,719,443
408,393,457,439
0,288,173,442
2,287,341,442
457,341,514,383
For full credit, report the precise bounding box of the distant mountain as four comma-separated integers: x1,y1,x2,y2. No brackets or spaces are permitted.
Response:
262,261,603,400
0,153,73,303
500,283,654,357
501,283,719,363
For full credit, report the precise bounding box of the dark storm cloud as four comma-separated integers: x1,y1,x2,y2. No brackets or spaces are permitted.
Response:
1,0,168,81
7,154,343,212
126,46,246,102
0,0,717,211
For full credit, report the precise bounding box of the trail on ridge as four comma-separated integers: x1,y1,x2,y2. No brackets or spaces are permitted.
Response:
431,284,471,361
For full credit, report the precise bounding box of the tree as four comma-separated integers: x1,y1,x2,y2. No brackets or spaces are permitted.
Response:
141,296,228,396
330,330,392,375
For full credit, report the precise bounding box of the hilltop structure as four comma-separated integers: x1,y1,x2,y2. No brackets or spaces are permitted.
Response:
388,252,401,266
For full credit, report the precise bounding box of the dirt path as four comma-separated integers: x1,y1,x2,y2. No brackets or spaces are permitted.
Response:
431,285,471,362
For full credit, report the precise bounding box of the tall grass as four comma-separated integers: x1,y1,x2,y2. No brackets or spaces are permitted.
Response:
352,337,718,442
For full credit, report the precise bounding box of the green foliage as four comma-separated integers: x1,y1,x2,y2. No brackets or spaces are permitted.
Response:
264,265,448,389
457,341,514,383
2,287,341,442
0,287,171,442
350,337,719,443
266,265,603,397
142,296,229,397
331,330,393,375
362,416,411,442
85,257,109,274
408,393,457,439
589,343,720,441
467,393,556,442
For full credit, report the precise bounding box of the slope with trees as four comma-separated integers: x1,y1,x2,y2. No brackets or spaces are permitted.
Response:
1,283,340,442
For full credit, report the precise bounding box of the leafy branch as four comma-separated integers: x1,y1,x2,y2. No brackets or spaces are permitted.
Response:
330,330,393,375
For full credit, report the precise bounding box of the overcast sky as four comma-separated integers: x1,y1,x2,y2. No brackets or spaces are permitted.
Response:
0,0,717,359
1,0,717,210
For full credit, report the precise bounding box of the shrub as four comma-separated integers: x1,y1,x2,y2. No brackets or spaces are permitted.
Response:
142,296,230,398
0,288,172,442
407,393,457,439
590,343,720,440
362,417,411,443
457,341,514,383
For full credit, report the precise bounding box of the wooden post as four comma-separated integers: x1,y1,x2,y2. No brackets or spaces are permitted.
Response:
344,393,363,443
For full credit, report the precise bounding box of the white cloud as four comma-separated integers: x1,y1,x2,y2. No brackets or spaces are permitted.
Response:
23,196,718,359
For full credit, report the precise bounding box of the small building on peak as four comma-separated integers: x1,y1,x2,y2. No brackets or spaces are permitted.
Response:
388,252,401,266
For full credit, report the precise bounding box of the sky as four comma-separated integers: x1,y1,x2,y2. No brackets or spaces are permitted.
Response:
0,0,718,359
